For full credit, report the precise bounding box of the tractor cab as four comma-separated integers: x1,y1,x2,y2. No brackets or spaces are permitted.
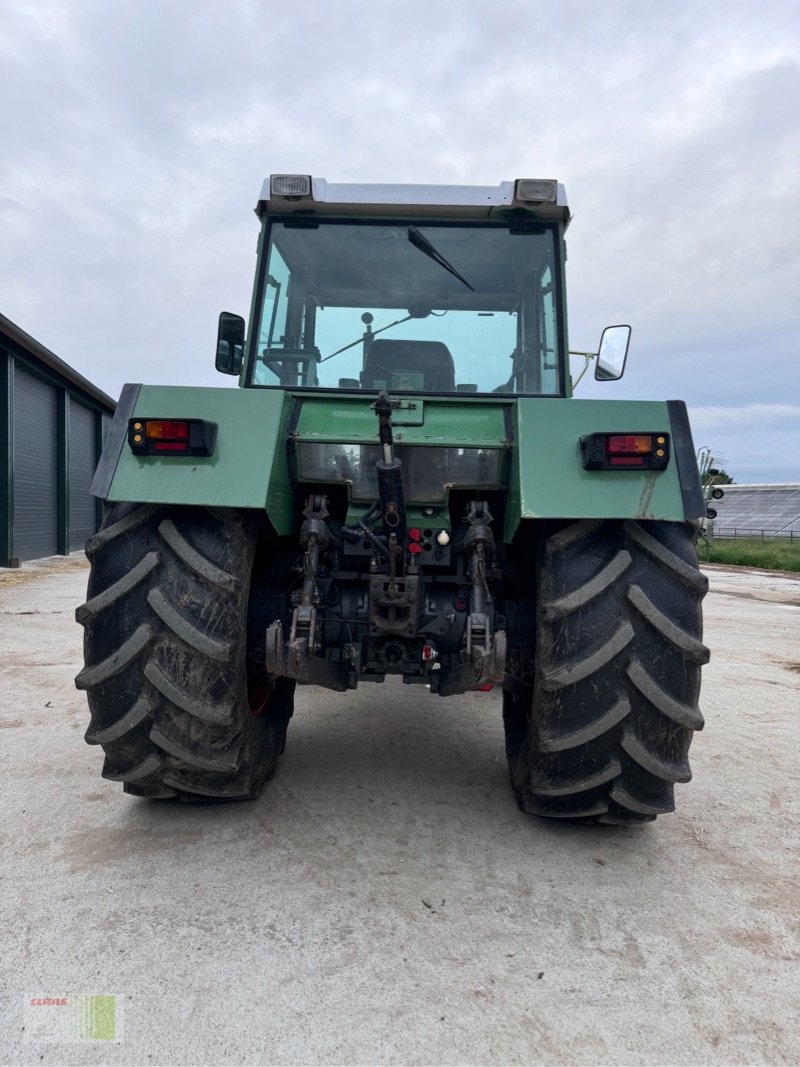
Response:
218,175,572,397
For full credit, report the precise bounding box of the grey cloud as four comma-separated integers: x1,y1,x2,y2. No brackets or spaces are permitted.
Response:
1,0,798,480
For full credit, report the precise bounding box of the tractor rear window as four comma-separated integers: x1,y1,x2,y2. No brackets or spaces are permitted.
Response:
249,219,564,396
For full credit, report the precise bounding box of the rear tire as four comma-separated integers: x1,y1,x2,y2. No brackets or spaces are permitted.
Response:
504,519,708,824
75,503,294,801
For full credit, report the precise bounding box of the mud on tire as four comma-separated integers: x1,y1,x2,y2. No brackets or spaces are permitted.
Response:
75,503,294,800
504,519,709,824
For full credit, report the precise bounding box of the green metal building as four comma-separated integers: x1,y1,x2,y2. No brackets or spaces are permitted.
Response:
1,313,115,567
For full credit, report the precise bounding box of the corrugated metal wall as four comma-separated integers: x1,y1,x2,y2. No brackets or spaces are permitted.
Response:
69,400,98,552
1,324,115,567
12,366,59,559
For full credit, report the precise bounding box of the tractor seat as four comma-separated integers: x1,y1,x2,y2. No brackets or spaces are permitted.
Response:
360,339,456,392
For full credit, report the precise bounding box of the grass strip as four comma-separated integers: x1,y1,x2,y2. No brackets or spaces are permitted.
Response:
700,537,800,572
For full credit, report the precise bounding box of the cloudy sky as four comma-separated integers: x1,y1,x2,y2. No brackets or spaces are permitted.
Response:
2,0,798,482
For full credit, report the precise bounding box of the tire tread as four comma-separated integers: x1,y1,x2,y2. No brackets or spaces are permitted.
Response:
76,504,294,801
506,519,707,824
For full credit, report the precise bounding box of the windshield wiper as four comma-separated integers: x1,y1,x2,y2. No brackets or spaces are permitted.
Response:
408,226,475,292
320,313,414,363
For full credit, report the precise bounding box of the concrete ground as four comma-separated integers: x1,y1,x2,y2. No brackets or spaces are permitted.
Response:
0,557,798,1066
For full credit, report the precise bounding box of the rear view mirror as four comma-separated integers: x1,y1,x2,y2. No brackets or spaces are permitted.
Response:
595,325,631,381
216,312,246,375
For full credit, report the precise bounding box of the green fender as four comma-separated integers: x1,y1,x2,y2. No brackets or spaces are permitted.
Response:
94,386,703,542
93,384,296,534
506,397,704,540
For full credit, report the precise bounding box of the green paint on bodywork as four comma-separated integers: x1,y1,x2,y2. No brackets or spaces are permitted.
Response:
105,386,691,540
107,385,296,533
294,394,509,447
506,397,686,540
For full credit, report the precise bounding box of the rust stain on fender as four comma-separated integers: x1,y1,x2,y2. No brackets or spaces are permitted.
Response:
636,474,658,518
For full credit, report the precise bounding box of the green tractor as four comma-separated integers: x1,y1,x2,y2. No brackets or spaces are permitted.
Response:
76,174,709,824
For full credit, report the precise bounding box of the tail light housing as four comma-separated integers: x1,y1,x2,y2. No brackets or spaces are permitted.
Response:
128,419,218,457
581,432,670,471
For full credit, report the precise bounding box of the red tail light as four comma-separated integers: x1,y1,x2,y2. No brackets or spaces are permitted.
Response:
145,420,189,440
607,434,652,454
581,432,670,471
128,419,217,457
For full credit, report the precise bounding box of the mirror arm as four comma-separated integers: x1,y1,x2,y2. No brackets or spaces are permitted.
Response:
569,348,596,390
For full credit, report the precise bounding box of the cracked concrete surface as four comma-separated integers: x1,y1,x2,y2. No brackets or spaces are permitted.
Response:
0,560,798,1066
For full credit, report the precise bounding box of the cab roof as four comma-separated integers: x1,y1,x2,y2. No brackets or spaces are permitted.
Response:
256,174,571,224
